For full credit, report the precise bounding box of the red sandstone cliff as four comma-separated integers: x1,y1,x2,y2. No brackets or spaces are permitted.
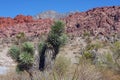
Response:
0,6,120,39
64,6,120,37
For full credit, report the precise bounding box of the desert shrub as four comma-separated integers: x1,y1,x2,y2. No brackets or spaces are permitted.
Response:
22,42,34,54
99,53,114,68
112,41,120,60
83,31,90,37
113,41,120,49
86,43,102,51
54,55,70,77
15,32,26,46
9,45,20,61
16,32,25,42
16,32,25,39
83,51,93,60
72,57,102,80
111,41,120,72
105,53,114,65
82,43,100,61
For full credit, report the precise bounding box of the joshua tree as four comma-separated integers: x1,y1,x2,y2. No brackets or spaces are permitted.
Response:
9,42,34,80
39,21,67,71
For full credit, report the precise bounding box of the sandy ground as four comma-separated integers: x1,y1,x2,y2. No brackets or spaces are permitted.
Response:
58,37,87,64
0,44,16,74
0,45,16,67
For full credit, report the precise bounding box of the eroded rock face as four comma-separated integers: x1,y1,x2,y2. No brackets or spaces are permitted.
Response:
0,15,53,39
0,6,120,40
63,6,120,37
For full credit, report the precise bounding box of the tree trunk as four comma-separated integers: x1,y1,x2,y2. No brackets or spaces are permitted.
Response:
44,47,55,71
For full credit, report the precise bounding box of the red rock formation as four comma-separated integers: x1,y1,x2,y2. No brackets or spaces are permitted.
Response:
0,6,120,39
0,14,53,38
63,6,120,37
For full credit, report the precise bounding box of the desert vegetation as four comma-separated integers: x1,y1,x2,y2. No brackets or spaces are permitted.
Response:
0,21,117,80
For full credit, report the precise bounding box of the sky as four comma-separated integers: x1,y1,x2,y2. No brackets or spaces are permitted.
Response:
0,0,120,18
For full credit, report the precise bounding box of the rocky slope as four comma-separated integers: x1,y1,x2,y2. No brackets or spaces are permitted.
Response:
0,15,53,40
0,6,120,40
64,6,120,37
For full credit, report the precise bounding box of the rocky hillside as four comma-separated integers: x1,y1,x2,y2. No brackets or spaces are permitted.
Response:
0,15,53,39
0,6,120,40
0,6,120,80
64,6,120,37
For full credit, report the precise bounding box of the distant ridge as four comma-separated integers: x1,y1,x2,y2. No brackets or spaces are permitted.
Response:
34,10,68,19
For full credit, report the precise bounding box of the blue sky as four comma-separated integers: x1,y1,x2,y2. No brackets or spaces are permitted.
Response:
0,0,120,17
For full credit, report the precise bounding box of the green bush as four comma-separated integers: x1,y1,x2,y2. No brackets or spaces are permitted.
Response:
112,41,120,60
86,43,102,51
19,52,34,65
83,31,90,37
9,45,20,61
16,32,26,45
22,42,34,54
83,51,93,60
106,53,114,64
112,41,120,59
114,41,120,49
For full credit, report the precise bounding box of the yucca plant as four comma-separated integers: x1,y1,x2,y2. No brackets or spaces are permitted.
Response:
9,45,20,61
19,52,34,65
9,41,34,80
22,42,34,55
47,21,66,55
